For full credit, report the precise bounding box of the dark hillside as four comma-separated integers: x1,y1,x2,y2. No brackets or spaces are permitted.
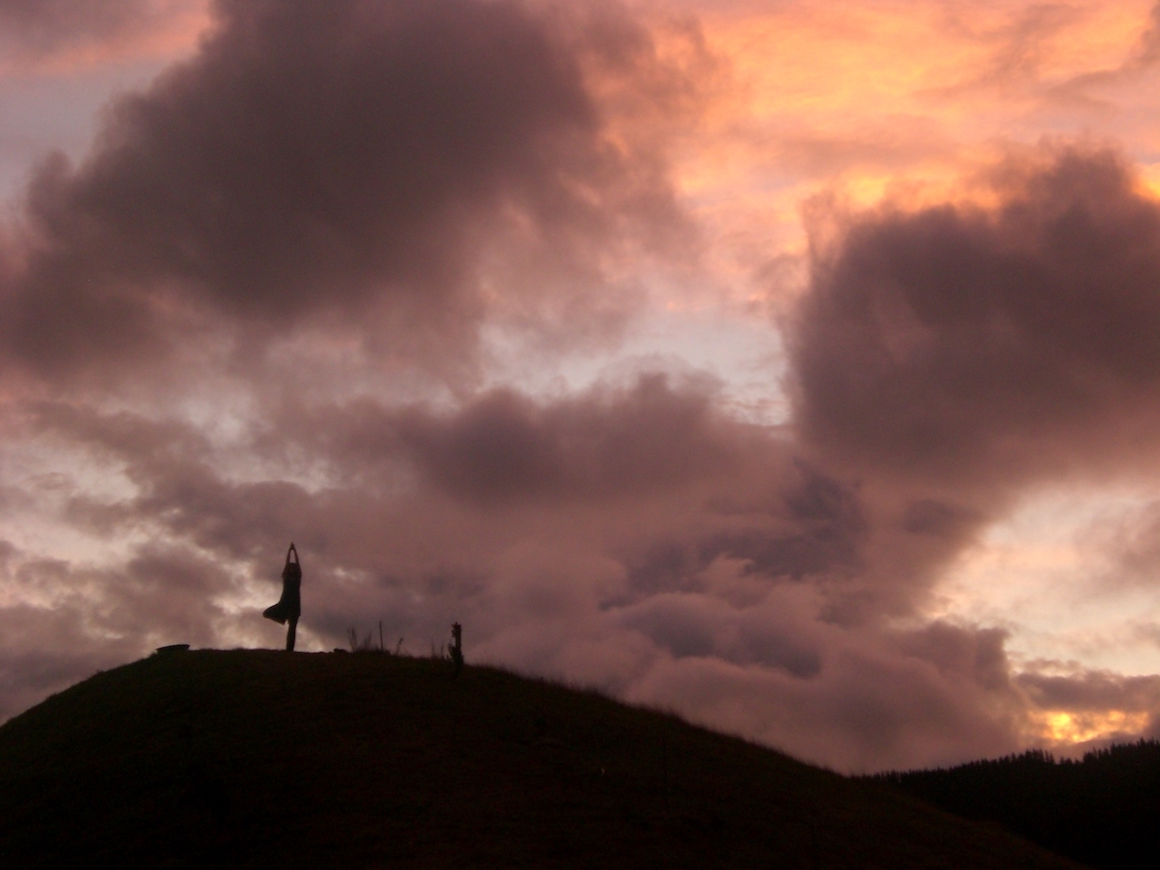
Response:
0,650,1086,868
877,742,1160,870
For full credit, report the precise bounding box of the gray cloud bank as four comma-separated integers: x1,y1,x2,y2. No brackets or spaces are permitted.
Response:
0,0,203,60
1,0,1159,771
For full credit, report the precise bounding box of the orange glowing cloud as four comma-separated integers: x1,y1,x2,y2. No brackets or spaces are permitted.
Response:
619,0,1160,315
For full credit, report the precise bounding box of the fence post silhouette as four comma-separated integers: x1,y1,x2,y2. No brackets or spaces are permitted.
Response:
450,622,463,678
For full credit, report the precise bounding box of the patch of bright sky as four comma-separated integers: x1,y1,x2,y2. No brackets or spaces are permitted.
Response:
0,4,208,205
925,485,1160,677
481,303,789,425
673,0,1160,244
0,63,161,204
0,434,149,573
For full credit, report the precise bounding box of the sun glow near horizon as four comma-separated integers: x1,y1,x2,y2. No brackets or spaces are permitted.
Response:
1029,709,1151,747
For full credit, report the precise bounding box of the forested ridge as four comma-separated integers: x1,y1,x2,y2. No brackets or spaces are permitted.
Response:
877,740,1160,869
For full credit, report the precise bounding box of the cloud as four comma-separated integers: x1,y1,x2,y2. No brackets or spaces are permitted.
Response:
1044,2,1160,101
617,611,1026,772
0,539,235,720
392,374,748,503
0,0,693,385
0,0,196,51
1018,668,1160,713
791,144,1160,494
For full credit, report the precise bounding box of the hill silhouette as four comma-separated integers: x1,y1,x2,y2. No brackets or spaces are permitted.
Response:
878,741,1160,870
0,649,1088,868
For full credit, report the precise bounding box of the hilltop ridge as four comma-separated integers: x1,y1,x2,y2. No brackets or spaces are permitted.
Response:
0,649,1086,868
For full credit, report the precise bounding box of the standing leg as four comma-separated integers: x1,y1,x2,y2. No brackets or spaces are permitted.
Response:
286,615,298,652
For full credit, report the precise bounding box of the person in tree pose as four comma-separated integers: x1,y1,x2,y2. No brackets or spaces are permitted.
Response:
263,544,302,651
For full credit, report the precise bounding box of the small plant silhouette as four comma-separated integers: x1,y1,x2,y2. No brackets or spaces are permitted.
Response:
347,627,377,652
346,626,404,655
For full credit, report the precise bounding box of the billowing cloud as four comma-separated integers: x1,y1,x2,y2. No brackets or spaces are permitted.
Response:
793,145,1160,493
1,0,692,384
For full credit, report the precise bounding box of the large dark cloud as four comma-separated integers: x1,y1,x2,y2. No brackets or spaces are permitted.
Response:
793,145,1160,493
2,0,689,381
394,374,749,502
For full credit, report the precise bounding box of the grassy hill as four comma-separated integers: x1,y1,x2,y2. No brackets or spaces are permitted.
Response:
0,649,1088,869
877,743,1160,870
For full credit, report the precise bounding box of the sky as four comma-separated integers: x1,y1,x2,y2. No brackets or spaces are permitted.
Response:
3,0,1160,773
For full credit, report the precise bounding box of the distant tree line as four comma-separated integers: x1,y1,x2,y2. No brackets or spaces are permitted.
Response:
872,740,1160,870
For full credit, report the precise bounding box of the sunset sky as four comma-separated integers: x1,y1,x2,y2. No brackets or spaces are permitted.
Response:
3,0,1160,772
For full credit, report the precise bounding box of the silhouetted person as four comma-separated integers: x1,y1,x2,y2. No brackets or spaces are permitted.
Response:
450,622,463,678
263,544,302,651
